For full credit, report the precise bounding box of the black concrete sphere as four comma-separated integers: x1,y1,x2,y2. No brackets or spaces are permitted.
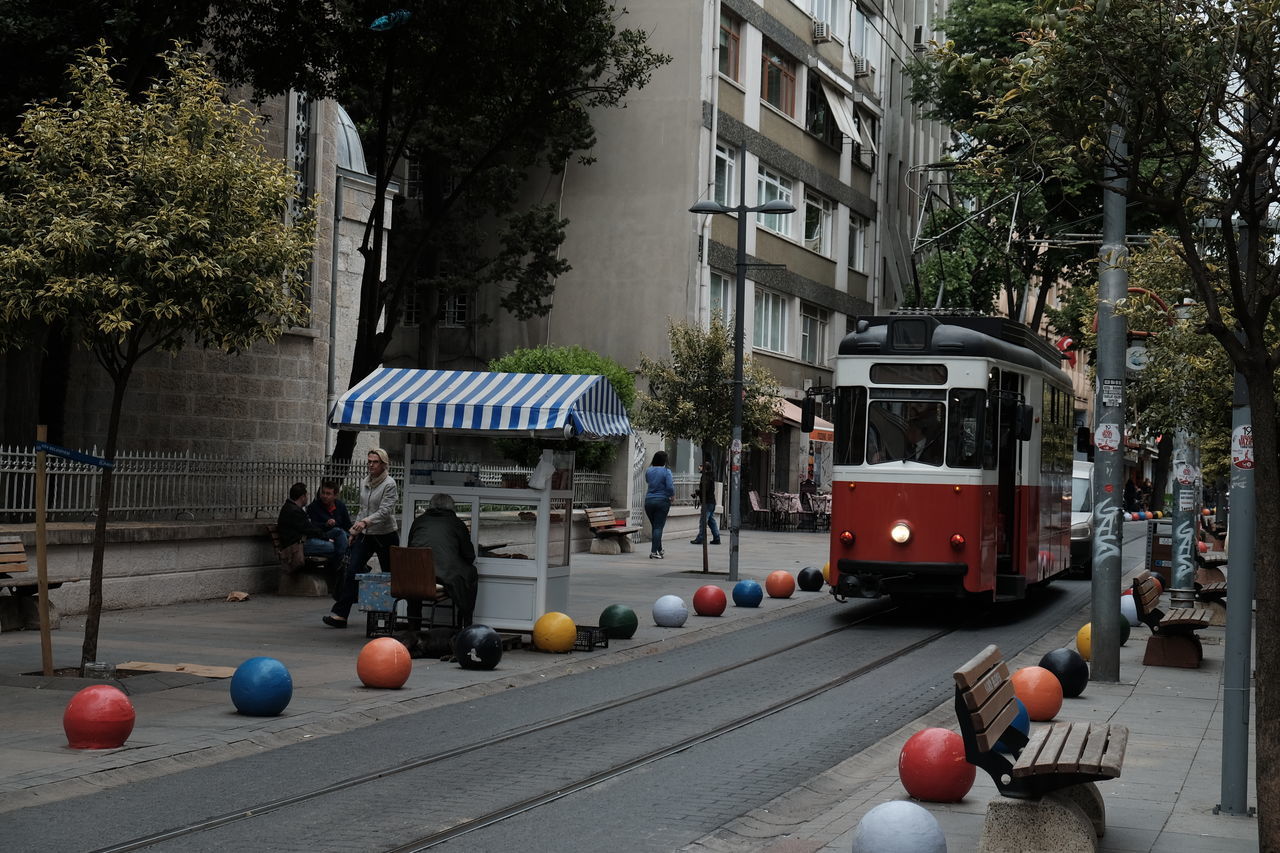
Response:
1038,647,1089,698
797,566,825,592
599,604,638,639
453,624,503,670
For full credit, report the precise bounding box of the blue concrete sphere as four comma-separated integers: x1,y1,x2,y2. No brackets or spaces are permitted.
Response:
797,566,825,592
454,624,503,670
732,580,764,608
1039,647,1090,698
230,657,293,717
652,594,689,628
995,697,1030,753
851,800,947,853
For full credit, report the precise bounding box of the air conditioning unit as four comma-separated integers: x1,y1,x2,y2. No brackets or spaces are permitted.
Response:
853,56,871,77
812,20,832,43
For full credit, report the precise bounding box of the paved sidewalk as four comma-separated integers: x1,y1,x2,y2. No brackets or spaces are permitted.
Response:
683,600,1258,852
0,526,1259,852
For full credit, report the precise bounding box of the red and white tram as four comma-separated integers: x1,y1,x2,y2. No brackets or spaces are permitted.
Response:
816,312,1074,604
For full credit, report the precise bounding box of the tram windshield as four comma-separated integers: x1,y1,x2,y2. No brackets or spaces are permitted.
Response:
834,387,985,468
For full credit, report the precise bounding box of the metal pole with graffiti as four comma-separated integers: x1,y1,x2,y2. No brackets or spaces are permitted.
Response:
1169,430,1199,608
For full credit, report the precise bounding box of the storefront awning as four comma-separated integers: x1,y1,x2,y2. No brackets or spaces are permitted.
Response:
330,368,632,439
775,400,835,443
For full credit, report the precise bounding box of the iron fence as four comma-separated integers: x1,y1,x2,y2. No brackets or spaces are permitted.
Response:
0,446,614,523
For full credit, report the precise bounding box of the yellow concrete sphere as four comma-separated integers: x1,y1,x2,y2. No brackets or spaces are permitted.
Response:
533,611,577,652
1076,623,1092,662
823,561,833,585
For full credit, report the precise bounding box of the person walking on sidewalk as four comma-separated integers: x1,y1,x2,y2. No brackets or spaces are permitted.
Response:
690,460,721,545
643,451,674,559
324,448,400,628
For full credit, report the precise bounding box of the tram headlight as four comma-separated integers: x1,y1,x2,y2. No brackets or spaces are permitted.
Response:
950,533,966,550
890,522,912,544
839,529,855,545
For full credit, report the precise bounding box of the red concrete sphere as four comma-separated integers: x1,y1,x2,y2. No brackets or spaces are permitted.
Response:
1011,665,1064,721
898,727,975,802
356,637,413,689
765,570,795,599
692,584,727,617
64,684,136,749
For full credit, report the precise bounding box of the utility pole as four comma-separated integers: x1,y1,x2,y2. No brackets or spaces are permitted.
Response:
1090,124,1127,683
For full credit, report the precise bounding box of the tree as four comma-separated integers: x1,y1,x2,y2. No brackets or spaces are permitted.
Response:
0,44,315,670
634,318,781,466
203,1,671,461
0,1,217,446
956,1,1280,841
487,345,635,473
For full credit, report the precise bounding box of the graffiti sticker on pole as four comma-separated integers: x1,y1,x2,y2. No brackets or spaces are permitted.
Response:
1232,425,1254,469
1094,423,1122,452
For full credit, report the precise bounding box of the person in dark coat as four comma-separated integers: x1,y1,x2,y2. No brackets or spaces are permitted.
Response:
277,482,325,549
406,493,478,626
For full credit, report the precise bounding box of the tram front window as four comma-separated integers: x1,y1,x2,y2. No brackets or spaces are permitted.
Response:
867,400,945,465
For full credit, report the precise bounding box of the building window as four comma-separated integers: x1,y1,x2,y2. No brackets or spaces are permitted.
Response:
401,286,421,328
719,10,741,82
405,161,424,200
754,288,788,353
760,40,797,117
804,191,835,257
853,6,879,69
756,165,794,236
849,216,867,272
442,292,471,327
801,304,829,365
813,0,842,34
714,142,736,207
805,77,841,148
710,271,733,325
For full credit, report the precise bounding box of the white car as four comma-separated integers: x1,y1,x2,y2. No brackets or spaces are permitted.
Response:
1071,461,1094,576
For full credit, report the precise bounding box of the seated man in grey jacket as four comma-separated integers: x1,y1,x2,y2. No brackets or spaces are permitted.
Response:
407,493,478,627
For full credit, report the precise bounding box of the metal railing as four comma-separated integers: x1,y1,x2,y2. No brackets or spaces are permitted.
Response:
0,445,614,523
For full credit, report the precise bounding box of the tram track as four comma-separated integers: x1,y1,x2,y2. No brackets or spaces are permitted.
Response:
90,603,957,853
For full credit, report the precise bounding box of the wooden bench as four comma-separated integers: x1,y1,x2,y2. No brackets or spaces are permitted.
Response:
1132,570,1210,668
584,506,639,555
0,536,68,632
266,523,335,597
955,644,1128,852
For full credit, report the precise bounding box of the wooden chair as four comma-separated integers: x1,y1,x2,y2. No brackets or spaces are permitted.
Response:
389,546,455,631
747,491,770,529
1131,570,1210,668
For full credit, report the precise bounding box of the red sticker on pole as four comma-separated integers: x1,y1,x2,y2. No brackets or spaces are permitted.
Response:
1094,423,1121,452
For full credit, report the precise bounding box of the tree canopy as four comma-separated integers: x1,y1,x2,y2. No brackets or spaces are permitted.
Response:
634,318,781,462
0,43,314,668
202,0,671,458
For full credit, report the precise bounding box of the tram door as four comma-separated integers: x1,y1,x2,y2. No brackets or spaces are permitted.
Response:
993,371,1024,575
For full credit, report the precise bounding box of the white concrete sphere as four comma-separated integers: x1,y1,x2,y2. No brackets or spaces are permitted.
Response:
652,594,689,628
1120,594,1140,626
851,800,947,853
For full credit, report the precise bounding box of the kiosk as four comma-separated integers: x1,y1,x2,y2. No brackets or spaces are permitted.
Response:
329,368,631,632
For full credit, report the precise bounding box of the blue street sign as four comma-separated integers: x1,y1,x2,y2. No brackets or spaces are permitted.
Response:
35,442,114,469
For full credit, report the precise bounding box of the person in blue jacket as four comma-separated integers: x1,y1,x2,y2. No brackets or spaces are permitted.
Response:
644,451,675,559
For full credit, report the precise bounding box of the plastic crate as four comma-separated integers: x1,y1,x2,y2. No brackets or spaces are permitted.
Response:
357,572,393,612
574,625,608,652
365,610,394,638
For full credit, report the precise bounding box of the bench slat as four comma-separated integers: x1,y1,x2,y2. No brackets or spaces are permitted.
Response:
1099,725,1128,776
1053,722,1090,773
1077,722,1111,772
1032,723,1072,775
961,660,1011,712
1010,725,1052,774
972,694,1021,754
0,552,30,567
954,644,1003,690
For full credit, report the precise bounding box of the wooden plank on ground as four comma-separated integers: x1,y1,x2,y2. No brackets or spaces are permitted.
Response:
116,661,237,678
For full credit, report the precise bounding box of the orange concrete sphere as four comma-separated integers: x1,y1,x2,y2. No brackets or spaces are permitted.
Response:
356,637,412,689
765,570,795,599
1011,665,1064,721
533,611,577,653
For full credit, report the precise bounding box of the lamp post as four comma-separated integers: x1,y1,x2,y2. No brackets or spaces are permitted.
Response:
690,146,795,581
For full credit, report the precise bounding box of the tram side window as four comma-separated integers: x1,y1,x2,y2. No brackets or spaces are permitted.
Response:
833,386,867,465
946,389,983,468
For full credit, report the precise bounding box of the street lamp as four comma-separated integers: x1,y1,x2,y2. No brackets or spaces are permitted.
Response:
690,145,795,581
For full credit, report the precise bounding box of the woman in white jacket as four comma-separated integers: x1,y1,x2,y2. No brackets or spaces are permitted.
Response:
324,448,399,628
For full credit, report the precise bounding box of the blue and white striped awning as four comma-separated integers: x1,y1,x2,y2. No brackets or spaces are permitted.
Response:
329,368,631,439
